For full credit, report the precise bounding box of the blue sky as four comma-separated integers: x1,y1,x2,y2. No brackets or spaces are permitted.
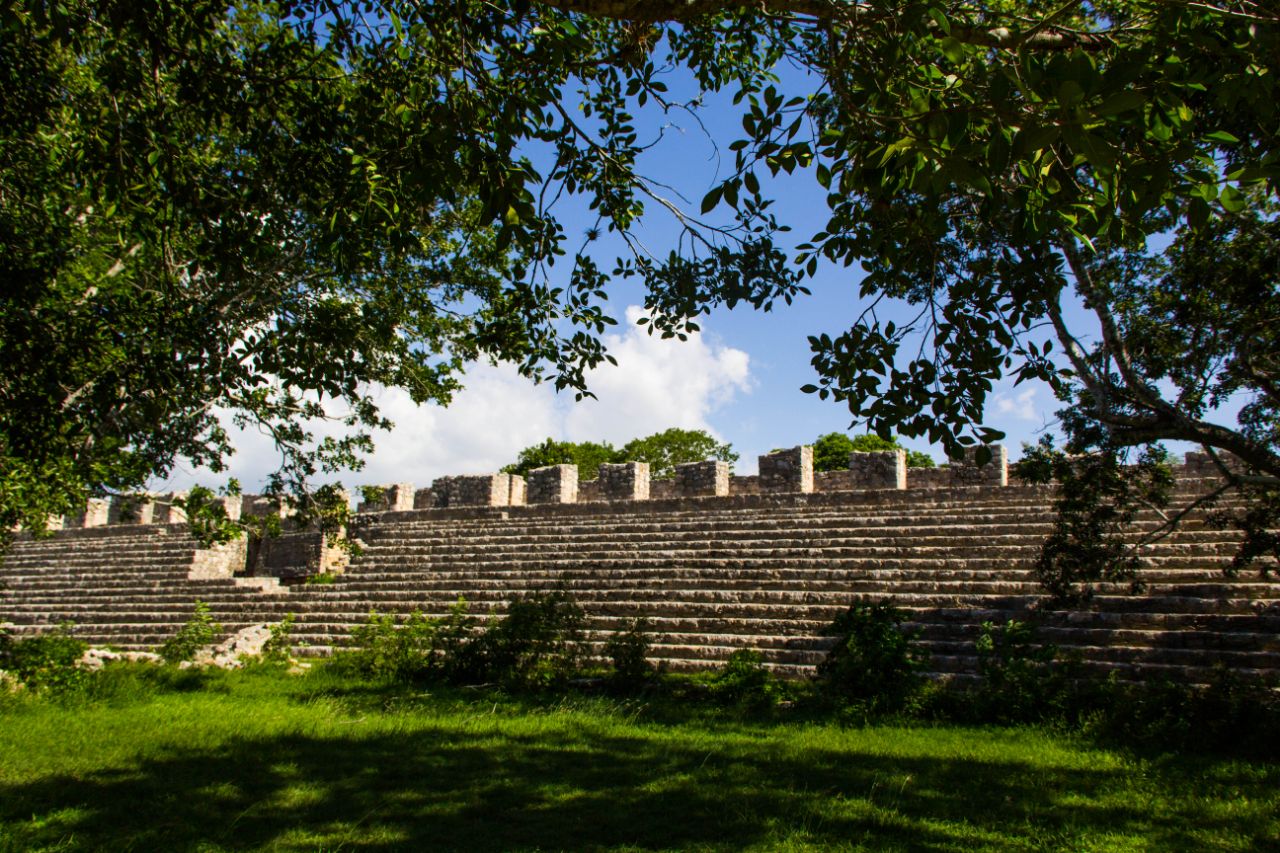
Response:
159,60,1095,494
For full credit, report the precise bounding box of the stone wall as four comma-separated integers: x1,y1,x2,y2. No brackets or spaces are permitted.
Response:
597,462,650,501
527,465,578,505
676,460,730,497
759,446,814,494
60,447,1240,534
430,473,523,508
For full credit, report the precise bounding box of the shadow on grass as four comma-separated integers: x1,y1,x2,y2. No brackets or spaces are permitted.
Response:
3,715,1277,853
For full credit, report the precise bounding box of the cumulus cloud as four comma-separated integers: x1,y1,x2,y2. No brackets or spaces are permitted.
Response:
159,307,752,492
992,385,1042,422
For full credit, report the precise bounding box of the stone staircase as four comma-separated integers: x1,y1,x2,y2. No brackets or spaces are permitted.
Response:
3,481,1278,682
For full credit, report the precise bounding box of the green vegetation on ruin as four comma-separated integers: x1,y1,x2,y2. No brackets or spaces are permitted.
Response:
0,664,1278,853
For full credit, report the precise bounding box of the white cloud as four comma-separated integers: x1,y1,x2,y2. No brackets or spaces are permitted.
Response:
158,307,752,493
992,385,1041,422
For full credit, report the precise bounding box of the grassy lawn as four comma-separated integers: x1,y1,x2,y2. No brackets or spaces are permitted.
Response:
0,667,1277,852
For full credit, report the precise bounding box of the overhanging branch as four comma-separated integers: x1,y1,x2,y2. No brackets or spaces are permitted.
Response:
533,0,1112,50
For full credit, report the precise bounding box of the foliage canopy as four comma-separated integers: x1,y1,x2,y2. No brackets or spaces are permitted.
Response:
3,0,1277,573
503,428,736,479
811,432,935,471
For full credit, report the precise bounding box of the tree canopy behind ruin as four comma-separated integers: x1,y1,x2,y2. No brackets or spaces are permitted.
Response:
1,1,1276,574
503,429,737,479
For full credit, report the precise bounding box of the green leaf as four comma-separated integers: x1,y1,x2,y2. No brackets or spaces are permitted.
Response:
1093,91,1146,116
700,186,723,214
1218,184,1246,213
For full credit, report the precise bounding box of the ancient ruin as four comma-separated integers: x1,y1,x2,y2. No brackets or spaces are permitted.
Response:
2,446,1278,681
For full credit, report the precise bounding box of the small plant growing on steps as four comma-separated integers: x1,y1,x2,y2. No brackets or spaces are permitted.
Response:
345,610,440,681
817,600,928,718
160,601,223,664
261,614,297,665
605,617,653,690
467,588,586,690
971,619,1062,723
712,649,782,708
0,622,88,693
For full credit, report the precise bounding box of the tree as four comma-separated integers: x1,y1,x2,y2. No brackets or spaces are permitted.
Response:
501,439,619,479
813,432,935,472
504,429,736,480
4,0,1277,575
619,428,738,479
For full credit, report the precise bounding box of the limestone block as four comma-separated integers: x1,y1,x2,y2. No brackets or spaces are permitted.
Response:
730,475,761,496
675,460,730,497
847,449,907,490
649,479,679,500
218,494,244,522
432,474,510,507
577,479,604,502
507,474,527,506
152,492,188,524
905,467,952,489
948,445,1008,487
758,446,814,493
527,465,579,504
357,482,415,513
1181,451,1244,479
240,494,273,518
597,462,650,501
413,487,434,509
190,536,249,579
108,494,154,525
70,498,110,528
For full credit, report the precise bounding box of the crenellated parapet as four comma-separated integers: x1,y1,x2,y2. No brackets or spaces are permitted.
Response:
46,447,1252,534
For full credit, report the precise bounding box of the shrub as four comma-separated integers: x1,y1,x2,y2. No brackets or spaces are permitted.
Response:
970,619,1063,723
817,601,928,717
1083,669,1280,759
711,649,783,708
345,610,440,681
468,589,586,689
261,614,297,664
0,622,89,693
605,617,653,690
159,601,223,664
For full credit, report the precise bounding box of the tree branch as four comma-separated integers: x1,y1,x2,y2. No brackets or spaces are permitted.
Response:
533,0,1112,49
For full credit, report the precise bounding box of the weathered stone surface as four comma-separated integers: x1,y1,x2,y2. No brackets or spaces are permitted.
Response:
848,449,907,490
151,493,188,524
508,474,527,506
190,537,249,579
759,447,813,493
431,474,512,507
79,648,163,670
251,530,345,579
597,462,650,501
948,445,1008,487
108,494,155,525
186,623,274,669
70,498,110,529
527,465,578,504
676,460,730,497
906,467,953,489
413,487,435,509
240,494,281,518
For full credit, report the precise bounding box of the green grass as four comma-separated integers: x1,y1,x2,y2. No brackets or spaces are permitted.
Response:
0,666,1277,852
